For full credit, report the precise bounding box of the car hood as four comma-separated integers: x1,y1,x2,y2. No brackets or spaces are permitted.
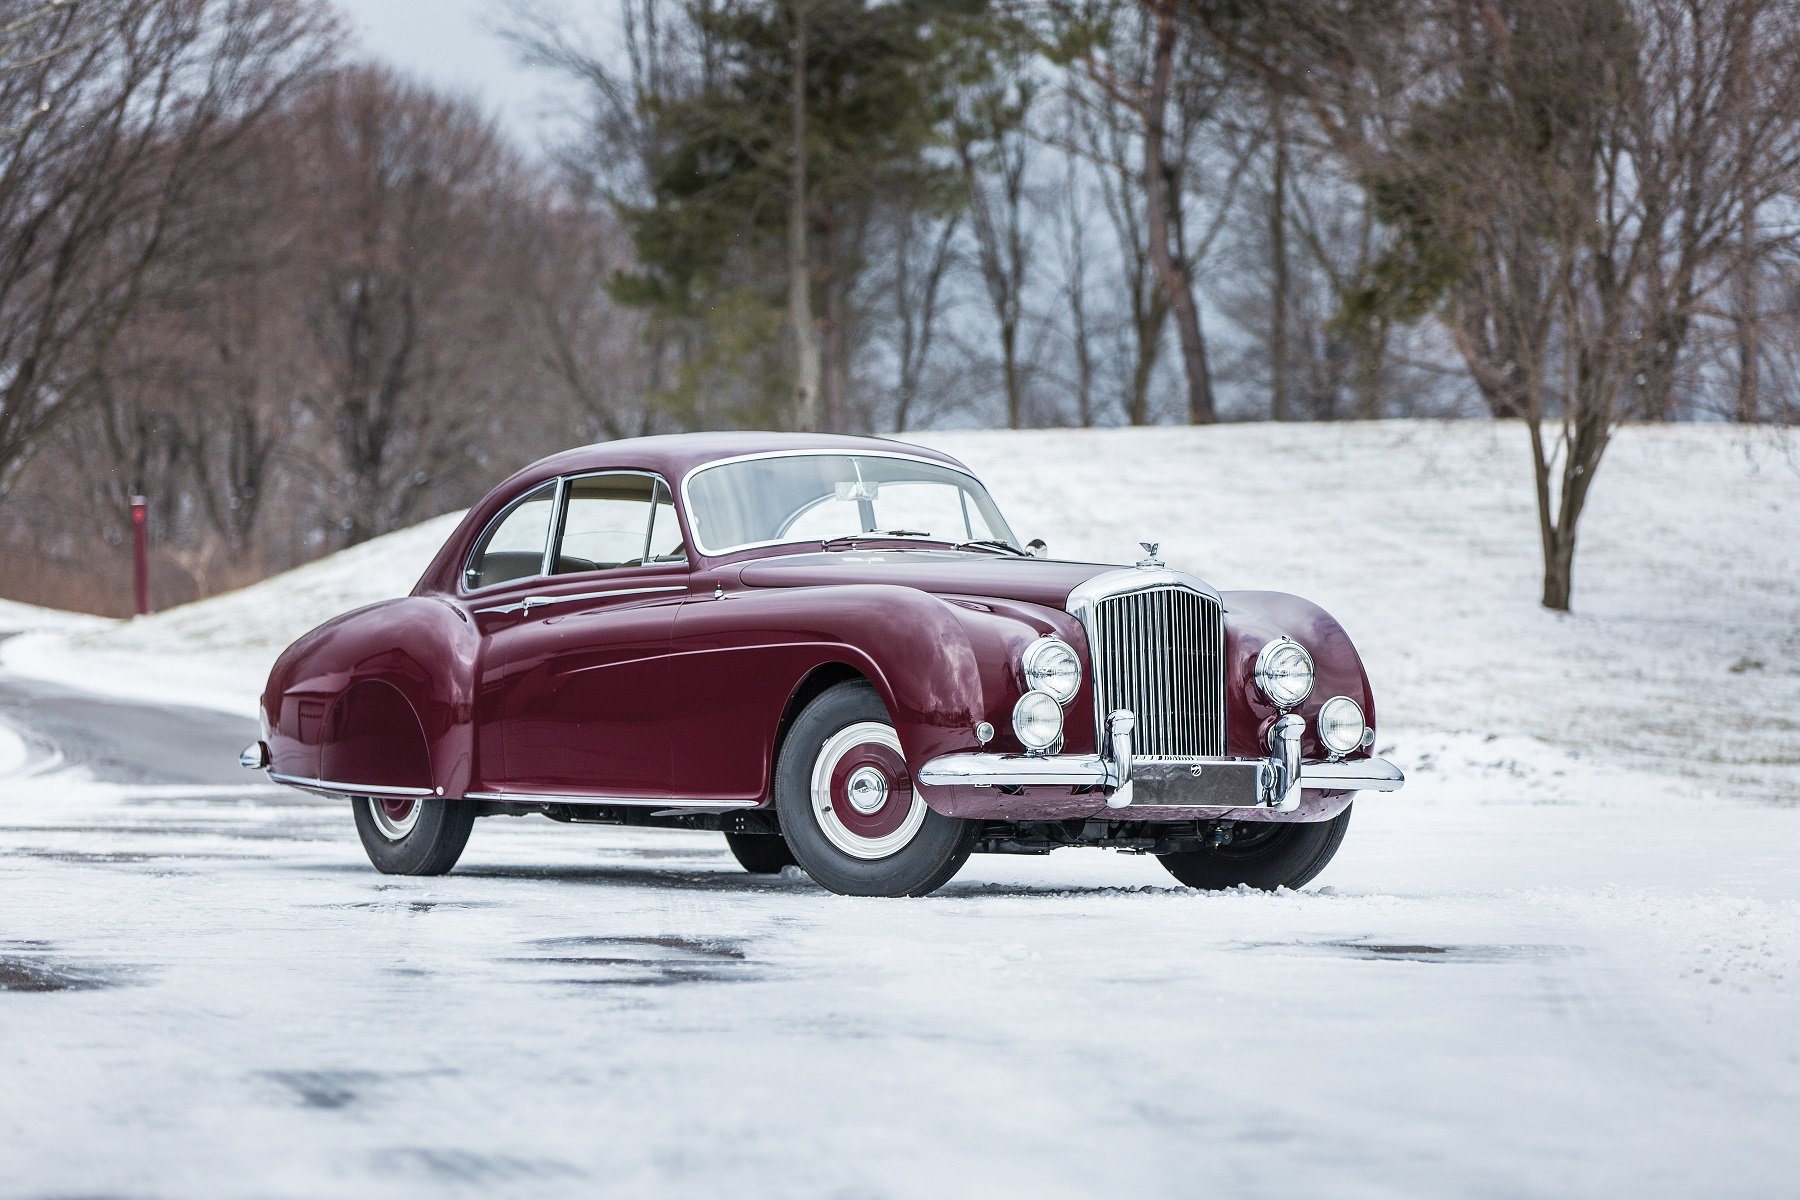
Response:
735,551,1134,610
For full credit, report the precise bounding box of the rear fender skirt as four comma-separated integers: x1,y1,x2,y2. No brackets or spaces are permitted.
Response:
320,679,433,794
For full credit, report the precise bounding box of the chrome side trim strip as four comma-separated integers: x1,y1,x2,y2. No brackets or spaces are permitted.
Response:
465,791,760,810
268,772,434,798
475,584,685,616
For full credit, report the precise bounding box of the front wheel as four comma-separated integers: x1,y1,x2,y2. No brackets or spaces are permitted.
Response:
352,795,476,876
1157,807,1352,891
774,681,977,897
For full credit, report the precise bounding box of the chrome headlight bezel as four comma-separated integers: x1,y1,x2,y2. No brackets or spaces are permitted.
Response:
1021,636,1081,705
1317,695,1366,757
1254,637,1315,709
1011,689,1064,752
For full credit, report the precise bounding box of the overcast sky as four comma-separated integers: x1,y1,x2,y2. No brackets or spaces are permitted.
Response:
347,0,575,147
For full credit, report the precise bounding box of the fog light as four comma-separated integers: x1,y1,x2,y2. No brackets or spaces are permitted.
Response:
1317,696,1366,756
1012,690,1063,751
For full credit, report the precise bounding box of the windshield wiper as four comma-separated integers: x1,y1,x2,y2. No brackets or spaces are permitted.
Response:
952,538,1028,557
820,530,934,550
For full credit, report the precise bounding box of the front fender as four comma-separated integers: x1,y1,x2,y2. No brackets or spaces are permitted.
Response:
1221,590,1377,763
668,583,1064,804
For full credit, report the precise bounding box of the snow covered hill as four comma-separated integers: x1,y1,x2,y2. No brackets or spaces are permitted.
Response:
3,420,1796,803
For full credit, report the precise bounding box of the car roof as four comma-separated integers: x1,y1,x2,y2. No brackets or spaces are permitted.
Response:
522,431,970,486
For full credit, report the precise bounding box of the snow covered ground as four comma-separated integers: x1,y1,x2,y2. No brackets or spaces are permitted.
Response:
2,420,1799,1196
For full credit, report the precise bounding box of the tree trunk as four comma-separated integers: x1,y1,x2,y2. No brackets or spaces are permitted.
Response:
1268,97,1290,421
819,212,846,433
1354,319,1385,419
786,1,820,430
1141,4,1215,424
1001,321,1021,429
1734,176,1760,424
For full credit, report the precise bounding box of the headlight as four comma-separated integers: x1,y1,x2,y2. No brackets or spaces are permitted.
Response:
1021,637,1081,704
1317,696,1366,755
1254,637,1314,708
1012,690,1063,751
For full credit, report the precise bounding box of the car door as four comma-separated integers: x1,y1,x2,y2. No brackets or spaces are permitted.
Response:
470,472,689,798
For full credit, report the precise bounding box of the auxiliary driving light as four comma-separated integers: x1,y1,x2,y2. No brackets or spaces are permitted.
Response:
1012,690,1064,751
1318,695,1367,756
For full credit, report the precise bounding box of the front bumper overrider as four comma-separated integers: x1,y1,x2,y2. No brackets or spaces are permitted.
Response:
915,711,1404,813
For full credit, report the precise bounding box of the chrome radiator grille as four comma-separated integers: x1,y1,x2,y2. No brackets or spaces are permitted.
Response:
1084,586,1225,758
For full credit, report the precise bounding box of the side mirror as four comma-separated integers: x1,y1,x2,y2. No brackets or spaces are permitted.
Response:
1027,538,1048,559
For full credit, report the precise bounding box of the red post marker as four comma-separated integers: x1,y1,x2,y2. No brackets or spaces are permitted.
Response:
131,495,149,616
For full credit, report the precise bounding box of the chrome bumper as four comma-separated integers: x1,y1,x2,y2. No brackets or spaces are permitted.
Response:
239,741,270,770
915,711,1404,813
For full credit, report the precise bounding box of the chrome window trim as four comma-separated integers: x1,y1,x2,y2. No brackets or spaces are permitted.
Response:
459,468,678,598
678,448,1014,558
460,478,561,597
539,475,570,578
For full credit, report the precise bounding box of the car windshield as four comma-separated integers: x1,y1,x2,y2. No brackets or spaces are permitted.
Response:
684,452,1019,556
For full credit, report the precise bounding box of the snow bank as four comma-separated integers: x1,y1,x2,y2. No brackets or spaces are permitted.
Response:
3,422,1796,802
0,597,110,637
0,512,464,717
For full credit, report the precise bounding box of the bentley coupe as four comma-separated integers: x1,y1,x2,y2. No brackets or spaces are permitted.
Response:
242,432,1403,896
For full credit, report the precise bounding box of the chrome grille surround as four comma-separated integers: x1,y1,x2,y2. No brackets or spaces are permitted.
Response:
1066,568,1226,759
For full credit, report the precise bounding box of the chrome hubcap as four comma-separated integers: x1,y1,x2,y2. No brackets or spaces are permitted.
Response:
846,765,889,814
811,721,925,860
368,796,421,841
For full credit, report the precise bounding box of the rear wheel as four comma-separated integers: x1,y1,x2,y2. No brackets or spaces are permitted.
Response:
353,795,475,876
723,831,796,874
775,681,977,897
1157,806,1352,891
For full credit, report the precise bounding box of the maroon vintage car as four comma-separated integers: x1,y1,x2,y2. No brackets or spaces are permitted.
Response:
242,432,1402,896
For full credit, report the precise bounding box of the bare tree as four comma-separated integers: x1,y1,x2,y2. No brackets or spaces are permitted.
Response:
881,205,960,432
1056,140,1099,428
511,182,656,442
1200,0,1800,609
955,41,1042,429
0,0,336,499
1055,0,1252,423
288,65,534,545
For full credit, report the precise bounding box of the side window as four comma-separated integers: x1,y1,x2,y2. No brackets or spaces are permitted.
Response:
466,482,556,590
646,479,686,564
555,474,657,573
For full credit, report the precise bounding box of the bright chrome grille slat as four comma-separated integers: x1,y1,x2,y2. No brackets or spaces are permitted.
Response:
1081,584,1224,758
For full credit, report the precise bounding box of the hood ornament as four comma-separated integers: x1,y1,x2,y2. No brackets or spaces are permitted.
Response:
1136,541,1163,569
